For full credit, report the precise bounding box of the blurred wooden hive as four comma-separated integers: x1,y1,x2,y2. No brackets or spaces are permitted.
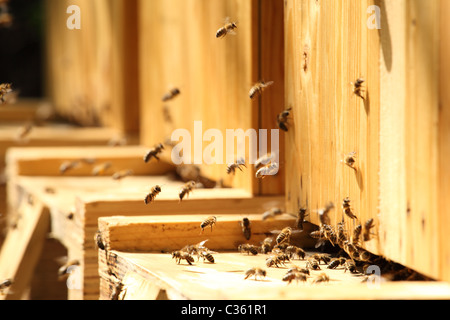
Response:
1,0,449,300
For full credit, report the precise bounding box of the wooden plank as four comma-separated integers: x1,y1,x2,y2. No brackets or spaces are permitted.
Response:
98,213,306,253
284,0,380,257
0,99,47,122
99,251,450,300
0,198,50,300
439,0,450,282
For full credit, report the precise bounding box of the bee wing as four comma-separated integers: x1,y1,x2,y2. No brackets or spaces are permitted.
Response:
269,229,282,235
197,239,209,247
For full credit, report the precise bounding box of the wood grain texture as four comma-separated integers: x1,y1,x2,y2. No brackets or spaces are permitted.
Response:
138,0,284,195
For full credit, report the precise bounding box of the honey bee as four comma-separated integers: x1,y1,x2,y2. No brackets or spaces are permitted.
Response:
240,217,251,240
181,239,209,258
296,207,308,231
311,253,331,265
244,267,266,281
94,230,106,250
342,197,357,220
342,151,357,171
59,160,80,174
363,218,375,241
262,207,282,220
344,241,360,260
358,248,372,262
172,251,195,265
255,162,279,178
306,257,321,270
198,250,215,263
312,272,330,284
0,83,12,103
143,143,165,162
265,255,286,268
112,169,133,180
327,258,341,269
226,160,246,175
179,180,196,202
92,162,112,176
0,278,13,294
216,18,237,38
161,87,180,102
277,107,292,132
275,227,292,245
57,260,80,279
344,259,358,273
144,185,162,204
249,80,274,99
16,121,33,141
261,237,274,254
322,224,337,246
200,215,217,234
352,77,365,100
282,270,308,284
238,243,258,255
285,245,306,260
316,202,334,226
255,153,275,169
352,224,362,246
287,266,310,275
336,221,347,246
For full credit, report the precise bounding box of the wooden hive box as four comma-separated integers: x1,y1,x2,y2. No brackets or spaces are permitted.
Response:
0,146,283,300
97,214,450,300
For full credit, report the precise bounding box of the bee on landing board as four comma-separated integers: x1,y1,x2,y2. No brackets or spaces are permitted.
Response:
249,80,274,99
143,143,165,163
172,251,195,265
216,18,237,38
200,216,217,234
275,227,292,245
144,185,162,204
0,83,12,103
179,180,196,202
238,243,259,255
282,270,308,284
244,267,266,281
161,88,180,102
312,272,330,284
277,107,292,132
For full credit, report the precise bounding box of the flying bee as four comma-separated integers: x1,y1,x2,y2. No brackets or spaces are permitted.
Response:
57,260,80,279
277,107,292,132
255,153,275,169
172,251,195,265
316,202,334,226
322,224,337,246
352,224,362,246
342,197,357,220
238,243,258,255
200,215,217,234
112,169,133,180
283,270,308,284
244,267,266,281
226,160,246,175
262,207,282,220
92,162,112,176
363,218,375,241
261,237,274,254
240,217,251,240
342,151,357,171
0,279,13,294
285,245,306,260
0,83,12,103
179,180,196,202
144,185,162,204
296,207,308,231
144,143,165,162
255,162,279,178
310,228,328,249
161,87,180,102
249,80,274,99
216,18,237,38
351,77,365,100
306,257,321,270
336,221,348,246
312,272,330,284
16,121,33,141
